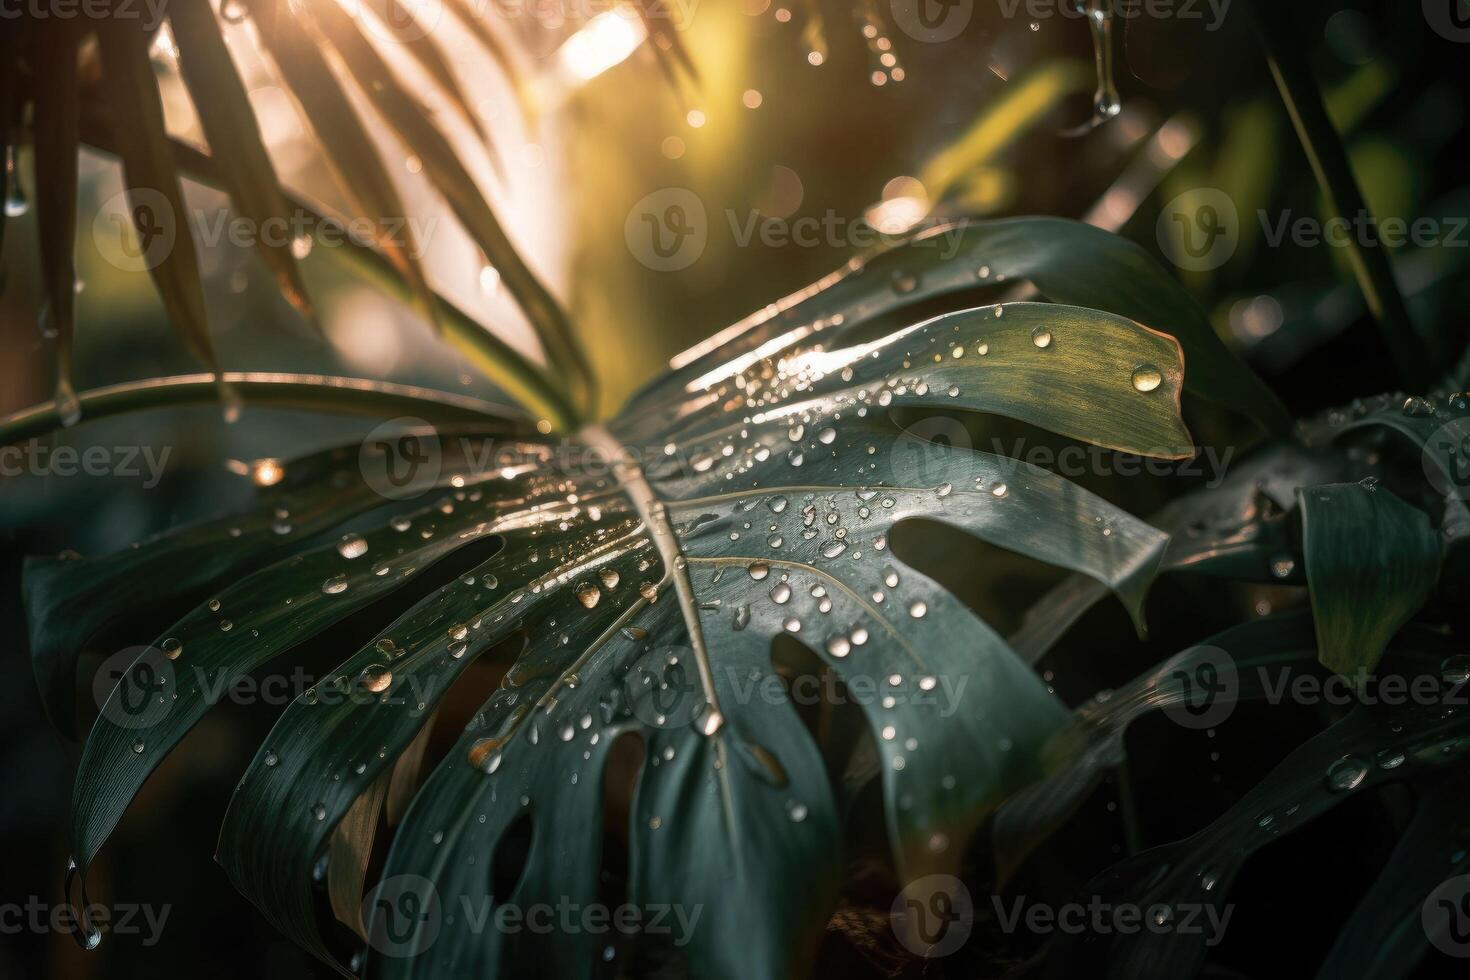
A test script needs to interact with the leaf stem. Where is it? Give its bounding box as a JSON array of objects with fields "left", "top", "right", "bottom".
[
  {"left": 0, "top": 372, "right": 525, "bottom": 445},
  {"left": 1249, "top": 1, "right": 1434, "bottom": 391}
]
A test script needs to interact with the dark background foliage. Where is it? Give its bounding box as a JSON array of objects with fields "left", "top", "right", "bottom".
[{"left": 1, "top": 0, "right": 1468, "bottom": 976}]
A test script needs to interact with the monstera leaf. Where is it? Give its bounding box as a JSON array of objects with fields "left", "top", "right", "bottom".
[{"left": 27, "top": 220, "right": 1239, "bottom": 978}]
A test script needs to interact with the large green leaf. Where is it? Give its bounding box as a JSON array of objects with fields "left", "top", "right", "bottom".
[
  {"left": 47, "top": 258, "right": 1195, "bottom": 974},
  {"left": 1298, "top": 481, "right": 1441, "bottom": 676},
  {"left": 642, "top": 217, "right": 1290, "bottom": 435}
]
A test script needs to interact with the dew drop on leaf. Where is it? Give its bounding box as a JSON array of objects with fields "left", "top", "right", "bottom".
[
  {"left": 1131, "top": 364, "right": 1163, "bottom": 392},
  {"left": 336, "top": 534, "right": 368, "bottom": 560},
  {"left": 1031, "top": 327, "right": 1053, "bottom": 349},
  {"left": 322, "top": 574, "right": 349, "bottom": 595},
  {"left": 576, "top": 583, "right": 602, "bottom": 608}
]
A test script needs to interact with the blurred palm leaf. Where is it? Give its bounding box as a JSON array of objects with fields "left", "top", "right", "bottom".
[{"left": 6, "top": 0, "right": 606, "bottom": 418}]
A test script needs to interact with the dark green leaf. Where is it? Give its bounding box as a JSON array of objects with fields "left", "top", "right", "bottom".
[
  {"left": 59, "top": 286, "right": 1192, "bottom": 976},
  {"left": 1298, "top": 481, "right": 1440, "bottom": 676}
]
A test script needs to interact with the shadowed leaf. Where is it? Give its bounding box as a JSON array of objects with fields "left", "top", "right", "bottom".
[{"left": 1298, "top": 481, "right": 1440, "bottom": 676}]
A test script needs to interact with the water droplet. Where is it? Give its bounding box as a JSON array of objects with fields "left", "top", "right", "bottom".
[
  {"left": 817, "top": 427, "right": 837, "bottom": 444},
  {"left": 322, "top": 574, "right": 349, "bottom": 595},
  {"left": 600, "top": 567, "right": 621, "bottom": 590},
  {"left": 1325, "top": 755, "right": 1368, "bottom": 792},
  {"left": 787, "top": 800, "right": 808, "bottom": 822},
  {"left": 935, "top": 482, "right": 953, "bottom": 498},
  {"left": 313, "top": 803, "right": 327, "bottom": 821},
  {"left": 161, "top": 637, "right": 183, "bottom": 660},
  {"left": 1031, "top": 327, "right": 1053, "bottom": 349},
  {"left": 337, "top": 534, "right": 368, "bottom": 560},
  {"left": 733, "top": 604, "right": 751, "bottom": 630},
  {"left": 908, "top": 600, "right": 928, "bottom": 618},
  {"left": 1270, "top": 556, "right": 1296, "bottom": 579},
  {"left": 826, "top": 635, "right": 851, "bottom": 658},
  {"left": 576, "top": 582, "right": 602, "bottom": 608},
  {"left": 822, "top": 541, "right": 847, "bottom": 559},
  {"left": 748, "top": 561, "right": 770, "bottom": 581},
  {"left": 768, "top": 495, "right": 788, "bottom": 514},
  {"left": 783, "top": 617, "right": 802, "bottom": 632},
  {"left": 54, "top": 377, "right": 82, "bottom": 428},
  {"left": 1131, "top": 364, "right": 1163, "bottom": 392},
  {"left": 359, "top": 665, "right": 393, "bottom": 693}
]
